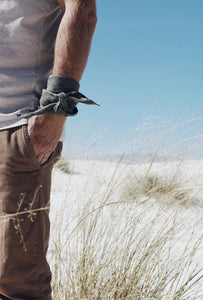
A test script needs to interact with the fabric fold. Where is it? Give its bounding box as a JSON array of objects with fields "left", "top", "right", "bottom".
[{"left": 17, "top": 90, "right": 99, "bottom": 119}]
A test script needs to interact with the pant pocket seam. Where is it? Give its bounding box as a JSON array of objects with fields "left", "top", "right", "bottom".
[{"left": 22, "top": 125, "right": 40, "bottom": 168}]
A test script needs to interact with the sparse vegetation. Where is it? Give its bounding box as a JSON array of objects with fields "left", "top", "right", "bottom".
[
  {"left": 55, "top": 158, "right": 70, "bottom": 174},
  {"left": 49, "top": 157, "right": 203, "bottom": 299},
  {"left": 123, "top": 173, "right": 188, "bottom": 206}
]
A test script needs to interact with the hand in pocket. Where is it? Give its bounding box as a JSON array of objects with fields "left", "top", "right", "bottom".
[{"left": 28, "top": 114, "right": 65, "bottom": 164}]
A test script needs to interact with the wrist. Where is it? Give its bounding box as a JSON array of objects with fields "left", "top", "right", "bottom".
[
  {"left": 17, "top": 75, "right": 99, "bottom": 119},
  {"left": 47, "top": 75, "right": 79, "bottom": 93},
  {"left": 29, "top": 114, "right": 66, "bottom": 126},
  {"left": 46, "top": 114, "right": 66, "bottom": 123}
]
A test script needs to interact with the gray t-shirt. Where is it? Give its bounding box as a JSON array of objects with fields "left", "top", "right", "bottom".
[{"left": 0, "top": 0, "right": 62, "bottom": 129}]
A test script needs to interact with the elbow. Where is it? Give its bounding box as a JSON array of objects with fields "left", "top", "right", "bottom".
[
  {"left": 62, "top": 1, "right": 97, "bottom": 35},
  {"left": 87, "top": 4, "right": 97, "bottom": 36},
  {"left": 88, "top": 14, "right": 97, "bottom": 36}
]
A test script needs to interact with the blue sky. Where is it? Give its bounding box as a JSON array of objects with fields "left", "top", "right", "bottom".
[{"left": 64, "top": 0, "right": 203, "bottom": 158}]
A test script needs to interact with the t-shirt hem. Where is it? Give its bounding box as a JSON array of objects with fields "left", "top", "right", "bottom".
[{"left": 0, "top": 119, "right": 28, "bottom": 131}]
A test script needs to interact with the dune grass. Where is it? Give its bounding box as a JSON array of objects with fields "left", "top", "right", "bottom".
[
  {"left": 55, "top": 158, "right": 70, "bottom": 174},
  {"left": 50, "top": 156, "right": 203, "bottom": 299}
]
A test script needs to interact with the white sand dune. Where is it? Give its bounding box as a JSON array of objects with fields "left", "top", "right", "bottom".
[{"left": 49, "top": 159, "right": 203, "bottom": 298}]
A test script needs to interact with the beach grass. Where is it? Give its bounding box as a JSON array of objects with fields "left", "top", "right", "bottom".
[{"left": 50, "top": 155, "right": 203, "bottom": 299}]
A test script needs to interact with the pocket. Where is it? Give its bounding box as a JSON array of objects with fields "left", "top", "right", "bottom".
[
  {"left": 22, "top": 125, "right": 63, "bottom": 168},
  {"left": 52, "top": 141, "right": 63, "bottom": 165},
  {"left": 22, "top": 125, "right": 40, "bottom": 167},
  {"left": 41, "top": 141, "right": 63, "bottom": 168}
]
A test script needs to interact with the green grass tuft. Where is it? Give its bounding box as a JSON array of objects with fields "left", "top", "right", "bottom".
[{"left": 55, "top": 159, "right": 70, "bottom": 174}]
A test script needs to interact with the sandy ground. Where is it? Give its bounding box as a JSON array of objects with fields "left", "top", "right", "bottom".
[{"left": 48, "top": 159, "right": 203, "bottom": 297}]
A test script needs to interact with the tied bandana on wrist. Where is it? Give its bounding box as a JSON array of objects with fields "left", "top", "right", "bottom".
[{"left": 17, "top": 75, "right": 99, "bottom": 119}]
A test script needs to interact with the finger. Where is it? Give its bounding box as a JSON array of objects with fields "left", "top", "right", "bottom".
[
  {"left": 38, "top": 155, "right": 48, "bottom": 165},
  {"left": 34, "top": 144, "right": 53, "bottom": 162},
  {"left": 36, "top": 152, "right": 44, "bottom": 164},
  {"left": 38, "top": 151, "right": 53, "bottom": 165}
]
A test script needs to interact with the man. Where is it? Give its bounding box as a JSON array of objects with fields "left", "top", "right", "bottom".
[{"left": 0, "top": 0, "right": 97, "bottom": 299}]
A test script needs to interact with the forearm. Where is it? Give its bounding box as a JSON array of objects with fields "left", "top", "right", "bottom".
[
  {"left": 28, "top": 1, "right": 97, "bottom": 164},
  {"left": 53, "top": 0, "right": 97, "bottom": 81}
]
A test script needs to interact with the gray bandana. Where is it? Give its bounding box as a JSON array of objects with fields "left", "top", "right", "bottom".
[{"left": 17, "top": 75, "right": 99, "bottom": 119}]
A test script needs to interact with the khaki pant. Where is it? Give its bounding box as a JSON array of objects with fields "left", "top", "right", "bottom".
[{"left": 0, "top": 125, "right": 62, "bottom": 300}]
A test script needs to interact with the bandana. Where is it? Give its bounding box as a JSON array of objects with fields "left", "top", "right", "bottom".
[{"left": 17, "top": 75, "right": 99, "bottom": 118}]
